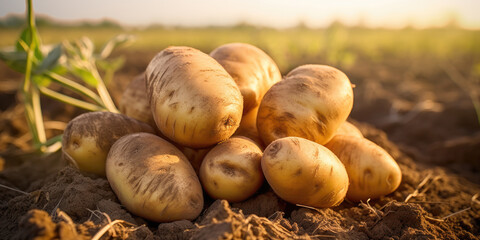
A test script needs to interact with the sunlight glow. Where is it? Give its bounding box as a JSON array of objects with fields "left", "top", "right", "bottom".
[{"left": 0, "top": 0, "right": 479, "bottom": 29}]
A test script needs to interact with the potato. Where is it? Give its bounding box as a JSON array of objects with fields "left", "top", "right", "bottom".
[
  {"left": 145, "top": 46, "right": 243, "bottom": 148},
  {"left": 199, "top": 136, "right": 263, "bottom": 202},
  {"left": 177, "top": 146, "right": 212, "bottom": 175},
  {"left": 62, "top": 112, "right": 155, "bottom": 176},
  {"left": 233, "top": 105, "right": 264, "bottom": 149},
  {"left": 257, "top": 65, "right": 354, "bottom": 146},
  {"left": 106, "top": 132, "right": 203, "bottom": 222},
  {"left": 119, "top": 73, "right": 156, "bottom": 128},
  {"left": 334, "top": 121, "right": 363, "bottom": 138},
  {"left": 210, "top": 43, "right": 282, "bottom": 113},
  {"left": 325, "top": 135, "right": 402, "bottom": 202},
  {"left": 262, "top": 137, "right": 349, "bottom": 208}
]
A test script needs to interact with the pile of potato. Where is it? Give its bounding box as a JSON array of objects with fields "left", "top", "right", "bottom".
[{"left": 61, "top": 43, "right": 401, "bottom": 222}]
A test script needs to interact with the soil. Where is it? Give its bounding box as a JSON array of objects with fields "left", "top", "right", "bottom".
[{"left": 1, "top": 51, "right": 479, "bottom": 239}]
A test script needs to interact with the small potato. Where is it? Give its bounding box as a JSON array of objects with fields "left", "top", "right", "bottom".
[
  {"left": 334, "top": 121, "right": 363, "bottom": 138},
  {"left": 262, "top": 137, "right": 349, "bottom": 208},
  {"left": 62, "top": 112, "right": 155, "bottom": 176},
  {"left": 119, "top": 73, "right": 156, "bottom": 128},
  {"left": 177, "top": 146, "right": 212, "bottom": 175},
  {"left": 145, "top": 46, "right": 243, "bottom": 148},
  {"left": 325, "top": 135, "right": 402, "bottom": 202},
  {"left": 210, "top": 43, "right": 282, "bottom": 113},
  {"left": 106, "top": 133, "right": 204, "bottom": 222},
  {"left": 257, "top": 65, "right": 354, "bottom": 146},
  {"left": 199, "top": 136, "right": 263, "bottom": 202},
  {"left": 233, "top": 106, "right": 264, "bottom": 149}
]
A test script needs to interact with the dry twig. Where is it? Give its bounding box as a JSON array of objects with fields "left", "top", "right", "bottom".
[
  {"left": 359, "top": 199, "right": 383, "bottom": 219},
  {"left": 89, "top": 210, "right": 139, "bottom": 240},
  {"left": 404, "top": 173, "right": 441, "bottom": 203},
  {"left": 425, "top": 193, "right": 479, "bottom": 222},
  {"left": 0, "top": 183, "right": 29, "bottom": 195},
  {"left": 471, "top": 193, "right": 480, "bottom": 207},
  {"left": 296, "top": 204, "right": 324, "bottom": 213}
]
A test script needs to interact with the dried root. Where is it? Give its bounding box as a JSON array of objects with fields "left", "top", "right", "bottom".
[
  {"left": 404, "top": 173, "right": 441, "bottom": 203},
  {"left": 90, "top": 210, "right": 140, "bottom": 240},
  {"left": 425, "top": 193, "right": 479, "bottom": 222},
  {"left": 359, "top": 199, "right": 384, "bottom": 220}
]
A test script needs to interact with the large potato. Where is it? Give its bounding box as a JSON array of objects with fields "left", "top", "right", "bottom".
[
  {"left": 199, "top": 136, "right": 263, "bottom": 202},
  {"left": 62, "top": 112, "right": 155, "bottom": 176},
  {"left": 210, "top": 43, "right": 282, "bottom": 113},
  {"left": 106, "top": 132, "right": 204, "bottom": 222},
  {"left": 334, "top": 121, "right": 363, "bottom": 138},
  {"left": 257, "top": 65, "right": 354, "bottom": 146},
  {"left": 262, "top": 137, "right": 349, "bottom": 208},
  {"left": 145, "top": 46, "right": 243, "bottom": 148},
  {"left": 119, "top": 73, "right": 156, "bottom": 128},
  {"left": 325, "top": 135, "right": 402, "bottom": 202}
]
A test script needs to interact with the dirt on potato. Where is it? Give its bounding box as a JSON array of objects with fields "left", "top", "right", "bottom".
[{"left": 1, "top": 51, "right": 479, "bottom": 239}]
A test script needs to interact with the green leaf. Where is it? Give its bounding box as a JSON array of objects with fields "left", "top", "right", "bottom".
[
  {"left": 62, "top": 40, "right": 80, "bottom": 58},
  {"left": 77, "top": 37, "right": 94, "bottom": 60},
  {"left": 50, "top": 64, "right": 68, "bottom": 75},
  {"left": 32, "top": 74, "right": 52, "bottom": 87},
  {"left": 0, "top": 50, "right": 27, "bottom": 73},
  {"left": 71, "top": 66, "right": 98, "bottom": 87},
  {"left": 34, "top": 44, "right": 62, "bottom": 74},
  {"left": 44, "top": 134, "right": 63, "bottom": 147},
  {"left": 16, "top": 28, "right": 43, "bottom": 61},
  {"left": 97, "top": 56, "right": 125, "bottom": 72},
  {"left": 99, "top": 34, "right": 136, "bottom": 59}
]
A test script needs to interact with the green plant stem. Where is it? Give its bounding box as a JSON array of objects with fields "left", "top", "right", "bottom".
[
  {"left": 23, "top": 0, "right": 48, "bottom": 152},
  {"left": 23, "top": 37, "right": 46, "bottom": 150},
  {"left": 31, "top": 85, "right": 47, "bottom": 149},
  {"left": 27, "top": 0, "right": 34, "bottom": 29},
  {"left": 91, "top": 68, "right": 119, "bottom": 113},
  {"left": 23, "top": 98, "right": 38, "bottom": 143},
  {"left": 45, "top": 71, "right": 104, "bottom": 106},
  {"left": 38, "top": 86, "right": 105, "bottom": 112}
]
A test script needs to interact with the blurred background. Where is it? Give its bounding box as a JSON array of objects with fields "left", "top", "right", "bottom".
[
  {"left": 1, "top": 0, "right": 480, "bottom": 176},
  {"left": 1, "top": 0, "right": 479, "bottom": 71}
]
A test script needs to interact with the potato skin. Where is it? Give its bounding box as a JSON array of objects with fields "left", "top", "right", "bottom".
[
  {"left": 233, "top": 105, "right": 264, "bottom": 149},
  {"left": 334, "top": 121, "right": 363, "bottom": 138},
  {"left": 62, "top": 112, "right": 155, "bottom": 176},
  {"left": 145, "top": 46, "right": 243, "bottom": 148},
  {"left": 257, "top": 65, "right": 353, "bottom": 146},
  {"left": 199, "top": 136, "right": 264, "bottom": 202},
  {"left": 210, "top": 43, "right": 282, "bottom": 113},
  {"left": 325, "top": 135, "right": 402, "bottom": 202},
  {"left": 177, "top": 146, "right": 212, "bottom": 175},
  {"left": 106, "top": 133, "right": 204, "bottom": 222},
  {"left": 119, "top": 73, "right": 156, "bottom": 128},
  {"left": 262, "top": 137, "right": 349, "bottom": 208}
]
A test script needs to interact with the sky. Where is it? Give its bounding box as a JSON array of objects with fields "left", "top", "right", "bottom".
[{"left": 1, "top": 0, "right": 480, "bottom": 29}]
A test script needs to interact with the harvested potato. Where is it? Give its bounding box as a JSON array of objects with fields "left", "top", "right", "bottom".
[
  {"left": 106, "top": 133, "right": 203, "bottom": 222},
  {"left": 210, "top": 42, "right": 282, "bottom": 113},
  {"left": 334, "top": 121, "right": 363, "bottom": 138},
  {"left": 262, "top": 137, "right": 349, "bottom": 208},
  {"left": 233, "top": 105, "right": 264, "bottom": 149},
  {"left": 119, "top": 73, "right": 156, "bottom": 127},
  {"left": 145, "top": 46, "right": 243, "bottom": 148},
  {"left": 257, "top": 64, "right": 354, "bottom": 146},
  {"left": 325, "top": 135, "right": 402, "bottom": 202},
  {"left": 62, "top": 112, "right": 155, "bottom": 176},
  {"left": 199, "top": 136, "right": 263, "bottom": 202},
  {"left": 177, "top": 146, "right": 212, "bottom": 175}
]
